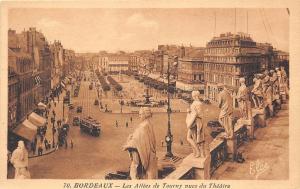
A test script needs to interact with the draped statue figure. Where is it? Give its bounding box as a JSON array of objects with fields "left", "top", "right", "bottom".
[{"left": 123, "top": 107, "right": 157, "bottom": 179}]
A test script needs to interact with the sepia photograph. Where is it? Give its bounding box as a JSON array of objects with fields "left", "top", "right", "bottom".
[{"left": 1, "top": 2, "right": 297, "bottom": 187}]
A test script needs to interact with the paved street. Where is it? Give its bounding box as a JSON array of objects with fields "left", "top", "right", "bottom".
[{"left": 26, "top": 74, "right": 221, "bottom": 179}]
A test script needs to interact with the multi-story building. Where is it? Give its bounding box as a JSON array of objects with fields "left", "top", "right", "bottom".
[
  {"left": 50, "top": 40, "right": 64, "bottom": 88},
  {"left": 203, "top": 32, "right": 262, "bottom": 103},
  {"left": 128, "top": 55, "right": 139, "bottom": 73},
  {"left": 107, "top": 55, "right": 129, "bottom": 74},
  {"left": 176, "top": 58, "right": 205, "bottom": 93},
  {"left": 98, "top": 56, "right": 109, "bottom": 72},
  {"left": 63, "top": 49, "right": 76, "bottom": 75},
  {"left": 8, "top": 47, "right": 36, "bottom": 129},
  {"left": 8, "top": 65, "right": 19, "bottom": 129}
]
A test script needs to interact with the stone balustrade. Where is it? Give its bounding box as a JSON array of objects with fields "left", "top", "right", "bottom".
[{"left": 165, "top": 96, "right": 287, "bottom": 180}]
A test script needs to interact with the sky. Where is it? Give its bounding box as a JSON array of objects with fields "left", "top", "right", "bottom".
[{"left": 8, "top": 8, "right": 289, "bottom": 53}]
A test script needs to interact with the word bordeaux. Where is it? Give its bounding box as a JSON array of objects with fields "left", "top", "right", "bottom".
[{"left": 73, "top": 182, "right": 113, "bottom": 188}]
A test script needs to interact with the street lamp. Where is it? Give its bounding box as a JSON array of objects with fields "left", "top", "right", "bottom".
[{"left": 165, "top": 61, "right": 174, "bottom": 158}]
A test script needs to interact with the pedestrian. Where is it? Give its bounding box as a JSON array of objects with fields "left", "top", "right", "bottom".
[
  {"left": 31, "top": 142, "right": 35, "bottom": 154},
  {"left": 126, "top": 121, "right": 128, "bottom": 128},
  {"left": 70, "top": 140, "right": 73, "bottom": 149},
  {"left": 65, "top": 139, "right": 68, "bottom": 149},
  {"left": 54, "top": 101, "right": 56, "bottom": 107},
  {"left": 130, "top": 117, "right": 133, "bottom": 123},
  {"left": 44, "top": 138, "right": 48, "bottom": 150},
  {"left": 38, "top": 145, "right": 43, "bottom": 156},
  {"left": 115, "top": 120, "right": 118, "bottom": 127},
  {"left": 47, "top": 142, "right": 51, "bottom": 150},
  {"left": 180, "top": 139, "right": 184, "bottom": 146}
]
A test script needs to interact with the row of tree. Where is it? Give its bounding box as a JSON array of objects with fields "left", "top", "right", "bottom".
[
  {"left": 142, "top": 76, "right": 175, "bottom": 93},
  {"left": 95, "top": 70, "right": 110, "bottom": 91},
  {"left": 107, "top": 76, "right": 123, "bottom": 91}
]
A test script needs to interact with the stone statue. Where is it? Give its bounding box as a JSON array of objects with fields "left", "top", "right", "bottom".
[
  {"left": 186, "top": 90, "right": 205, "bottom": 158},
  {"left": 123, "top": 107, "right": 157, "bottom": 179},
  {"left": 270, "top": 70, "right": 280, "bottom": 100},
  {"left": 217, "top": 84, "right": 233, "bottom": 139},
  {"left": 280, "top": 66, "right": 288, "bottom": 84},
  {"left": 280, "top": 66, "right": 289, "bottom": 96},
  {"left": 10, "top": 141, "right": 31, "bottom": 179},
  {"left": 264, "top": 76, "right": 274, "bottom": 117},
  {"left": 251, "top": 75, "right": 264, "bottom": 109},
  {"left": 275, "top": 67, "right": 282, "bottom": 85},
  {"left": 262, "top": 70, "right": 270, "bottom": 93},
  {"left": 237, "top": 77, "right": 251, "bottom": 120}
]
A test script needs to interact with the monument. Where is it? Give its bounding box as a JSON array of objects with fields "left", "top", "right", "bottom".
[
  {"left": 237, "top": 77, "right": 252, "bottom": 120},
  {"left": 185, "top": 90, "right": 205, "bottom": 158},
  {"left": 251, "top": 74, "right": 264, "bottom": 109},
  {"left": 237, "top": 77, "right": 254, "bottom": 139},
  {"left": 217, "top": 84, "right": 234, "bottom": 139},
  {"left": 217, "top": 84, "right": 236, "bottom": 160},
  {"left": 263, "top": 76, "right": 274, "bottom": 117},
  {"left": 123, "top": 107, "right": 158, "bottom": 179},
  {"left": 10, "top": 141, "right": 31, "bottom": 179}
]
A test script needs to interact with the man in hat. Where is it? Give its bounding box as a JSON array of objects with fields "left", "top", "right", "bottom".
[{"left": 217, "top": 84, "right": 233, "bottom": 139}]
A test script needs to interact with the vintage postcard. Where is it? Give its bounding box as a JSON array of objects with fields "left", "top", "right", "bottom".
[{"left": 0, "top": 0, "right": 299, "bottom": 189}]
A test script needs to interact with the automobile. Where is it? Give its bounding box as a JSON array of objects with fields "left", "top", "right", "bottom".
[
  {"left": 80, "top": 117, "right": 101, "bottom": 137},
  {"left": 73, "top": 116, "right": 80, "bottom": 126},
  {"left": 77, "top": 106, "right": 83, "bottom": 113},
  {"left": 94, "top": 99, "right": 99, "bottom": 105}
]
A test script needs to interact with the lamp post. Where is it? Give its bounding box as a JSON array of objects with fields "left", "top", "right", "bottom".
[{"left": 165, "top": 61, "right": 173, "bottom": 158}]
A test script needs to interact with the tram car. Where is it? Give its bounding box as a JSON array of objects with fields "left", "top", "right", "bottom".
[{"left": 80, "top": 117, "right": 101, "bottom": 137}]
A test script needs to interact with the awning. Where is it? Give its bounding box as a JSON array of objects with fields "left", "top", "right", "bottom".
[
  {"left": 28, "top": 112, "right": 46, "bottom": 127},
  {"left": 13, "top": 120, "right": 37, "bottom": 141},
  {"left": 38, "top": 102, "right": 47, "bottom": 110},
  {"left": 61, "top": 82, "right": 66, "bottom": 88},
  {"left": 64, "top": 77, "right": 70, "bottom": 83}
]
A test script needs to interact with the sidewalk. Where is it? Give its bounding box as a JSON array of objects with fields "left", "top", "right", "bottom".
[{"left": 29, "top": 86, "right": 70, "bottom": 158}]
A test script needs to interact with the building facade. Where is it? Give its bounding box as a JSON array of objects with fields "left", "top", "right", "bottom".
[
  {"left": 203, "top": 32, "right": 262, "bottom": 103},
  {"left": 177, "top": 58, "right": 205, "bottom": 93},
  {"left": 107, "top": 56, "right": 129, "bottom": 74}
]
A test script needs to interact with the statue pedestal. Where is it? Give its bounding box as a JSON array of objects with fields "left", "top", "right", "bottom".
[
  {"left": 216, "top": 132, "right": 237, "bottom": 161},
  {"left": 252, "top": 108, "right": 266, "bottom": 128},
  {"left": 225, "top": 137, "right": 237, "bottom": 161},
  {"left": 237, "top": 118, "right": 254, "bottom": 140},
  {"left": 164, "top": 154, "right": 211, "bottom": 180},
  {"left": 180, "top": 154, "right": 211, "bottom": 180}
]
